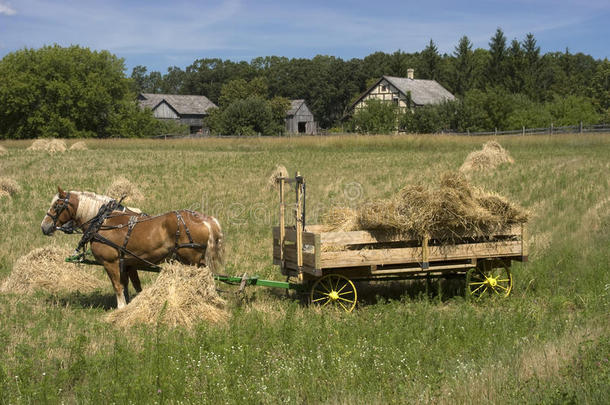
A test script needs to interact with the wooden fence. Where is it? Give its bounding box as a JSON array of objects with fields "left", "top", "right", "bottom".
[{"left": 151, "top": 123, "right": 610, "bottom": 139}]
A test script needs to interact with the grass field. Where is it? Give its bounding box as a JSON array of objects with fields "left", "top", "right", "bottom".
[{"left": 0, "top": 134, "right": 608, "bottom": 404}]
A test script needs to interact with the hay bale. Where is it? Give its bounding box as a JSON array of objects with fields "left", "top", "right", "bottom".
[
  {"left": 106, "top": 176, "right": 144, "bottom": 203},
  {"left": 0, "top": 145, "right": 7, "bottom": 156},
  {"left": 321, "top": 206, "right": 359, "bottom": 231},
  {"left": 69, "top": 141, "right": 88, "bottom": 151},
  {"left": 322, "top": 171, "right": 528, "bottom": 241},
  {"left": 0, "top": 246, "right": 107, "bottom": 294},
  {"left": 460, "top": 141, "right": 514, "bottom": 172},
  {"left": 0, "top": 177, "right": 21, "bottom": 199},
  {"left": 26, "top": 138, "right": 67, "bottom": 153},
  {"left": 27, "top": 139, "right": 50, "bottom": 151},
  {"left": 105, "top": 261, "right": 226, "bottom": 328},
  {"left": 266, "top": 165, "right": 289, "bottom": 190}
]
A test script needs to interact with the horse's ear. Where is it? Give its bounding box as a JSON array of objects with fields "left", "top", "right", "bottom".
[{"left": 57, "top": 186, "right": 66, "bottom": 198}]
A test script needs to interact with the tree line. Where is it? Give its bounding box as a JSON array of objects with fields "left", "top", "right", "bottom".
[
  {"left": 133, "top": 28, "right": 609, "bottom": 133},
  {"left": 0, "top": 28, "right": 608, "bottom": 138}
]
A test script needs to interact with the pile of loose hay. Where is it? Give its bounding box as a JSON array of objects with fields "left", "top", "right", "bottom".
[
  {"left": 69, "top": 141, "right": 88, "bottom": 151},
  {"left": 266, "top": 164, "right": 289, "bottom": 190},
  {"left": 105, "top": 261, "right": 226, "bottom": 328},
  {"left": 106, "top": 176, "right": 144, "bottom": 203},
  {"left": 323, "top": 171, "right": 528, "bottom": 241},
  {"left": 460, "top": 141, "right": 514, "bottom": 172},
  {"left": 0, "top": 145, "right": 7, "bottom": 156},
  {"left": 0, "top": 246, "right": 107, "bottom": 294},
  {"left": 26, "top": 138, "right": 67, "bottom": 153},
  {"left": 0, "top": 177, "right": 21, "bottom": 199}
]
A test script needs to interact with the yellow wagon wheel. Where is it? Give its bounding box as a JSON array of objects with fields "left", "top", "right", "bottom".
[
  {"left": 310, "top": 274, "right": 357, "bottom": 312},
  {"left": 468, "top": 263, "right": 513, "bottom": 299}
]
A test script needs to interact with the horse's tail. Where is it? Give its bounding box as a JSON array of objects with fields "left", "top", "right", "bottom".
[{"left": 205, "top": 216, "right": 225, "bottom": 273}]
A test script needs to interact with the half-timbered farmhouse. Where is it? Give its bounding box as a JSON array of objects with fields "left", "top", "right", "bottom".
[
  {"left": 285, "top": 99, "right": 317, "bottom": 134},
  {"left": 138, "top": 93, "right": 217, "bottom": 134},
  {"left": 350, "top": 69, "right": 455, "bottom": 113}
]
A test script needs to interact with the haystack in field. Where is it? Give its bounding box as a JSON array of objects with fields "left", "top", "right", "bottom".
[
  {"left": 266, "top": 164, "right": 289, "bottom": 190},
  {"left": 0, "top": 246, "right": 106, "bottom": 294},
  {"left": 106, "top": 176, "right": 144, "bottom": 203},
  {"left": 323, "top": 171, "right": 528, "bottom": 241},
  {"left": 0, "top": 177, "right": 21, "bottom": 199},
  {"left": 0, "top": 145, "right": 7, "bottom": 156},
  {"left": 26, "top": 138, "right": 67, "bottom": 153},
  {"left": 460, "top": 141, "right": 514, "bottom": 172},
  {"left": 69, "top": 141, "right": 88, "bottom": 151},
  {"left": 105, "top": 261, "right": 226, "bottom": 328}
]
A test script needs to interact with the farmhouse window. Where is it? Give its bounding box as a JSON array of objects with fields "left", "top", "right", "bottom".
[{"left": 381, "top": 85, "right": 388, "bottom": 92}]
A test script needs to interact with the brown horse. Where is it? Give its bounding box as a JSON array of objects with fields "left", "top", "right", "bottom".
[{"left": 41, "top": 187, "right": 224, "bottom": 308}]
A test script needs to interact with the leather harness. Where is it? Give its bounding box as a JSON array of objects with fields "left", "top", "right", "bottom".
[{"left": 64, "top": 199, "right": 207, "bottom": 273}]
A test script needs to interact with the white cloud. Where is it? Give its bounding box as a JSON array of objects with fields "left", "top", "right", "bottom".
[{"left": 0, "top": 1, "right": 16, "bottom": 15}]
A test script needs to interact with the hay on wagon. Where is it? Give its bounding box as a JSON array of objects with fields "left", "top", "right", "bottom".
[
  {"left": 0, "top": 246, "right": 107, "bottom": 294},
  {"left": 323, "top": 171, "right": 528, "bottom": 241},
  {"left": 105, "top": 261, "right": 226, "bottom": 329}
]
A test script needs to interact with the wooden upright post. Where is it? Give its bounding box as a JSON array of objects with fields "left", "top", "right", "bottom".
[
  {"left": 279, "top": 177, "right": 285, "bottom": 271},
  {"left": 295, "top": 171, "right": 303, "bottom": 269}
]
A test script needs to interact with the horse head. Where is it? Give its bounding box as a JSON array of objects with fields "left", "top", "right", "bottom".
[{"left": 41, "top": 187, "right": 78, "bottom": 235}]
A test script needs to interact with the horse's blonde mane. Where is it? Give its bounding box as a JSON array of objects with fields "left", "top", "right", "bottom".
[{"left": 73, "top": 191, "right": 114, "bottom": 224}]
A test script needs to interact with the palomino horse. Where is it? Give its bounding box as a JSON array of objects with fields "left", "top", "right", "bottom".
[{"left": 41, "top": 187, "right": 224, "bottom": 309}]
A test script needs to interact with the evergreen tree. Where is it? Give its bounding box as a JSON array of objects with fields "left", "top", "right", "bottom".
[
  {"left": 487, "top": 28, "right": 508, "bottom": 87},
  {"left": 421, "top": 39, "right": 441, "bottom": 80},
  {"left": 452, "top": 36, "right": 474, "bottom": 96}
]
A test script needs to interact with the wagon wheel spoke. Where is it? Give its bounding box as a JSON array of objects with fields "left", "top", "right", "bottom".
[
  {"left": 468, "top": 262, "right": 513, "bottom": 299},
  {"left": 310, "top": 274, "right": 357, "bottom": 312}
]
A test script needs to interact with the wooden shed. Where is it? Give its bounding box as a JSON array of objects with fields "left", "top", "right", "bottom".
[
  {"left": 285, "top": 99, "right": 317, "bottom": 134},
  {"left": 138, "top": 93, "right": 217, "bottom": 134}
]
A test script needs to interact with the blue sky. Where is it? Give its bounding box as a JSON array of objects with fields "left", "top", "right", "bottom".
[{"left": 1, "top": 0, "right": 608, "bottom": 74}]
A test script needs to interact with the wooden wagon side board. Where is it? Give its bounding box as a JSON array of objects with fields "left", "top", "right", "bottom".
[{"left": 318, "top": 240, "right": 522, "bottom": 269}]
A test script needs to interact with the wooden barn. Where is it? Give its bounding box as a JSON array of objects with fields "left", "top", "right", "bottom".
[
  {"left": 285, "top": 99, "right": 317, "bottom": 134},
  {"left": 350, "top": 69, "right": 455, "bottom": 113},
  {"left": 138, "top": 93, "right": 217, "bottom": 134}
]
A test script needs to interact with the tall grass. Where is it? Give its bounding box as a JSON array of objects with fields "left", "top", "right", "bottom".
[{"left": 0, "top": 134, "right": 608, "bottom": 404}]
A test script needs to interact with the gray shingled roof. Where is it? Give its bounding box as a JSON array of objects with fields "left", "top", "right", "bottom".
[
  {"left": 382, "top": 76, "right": 455, "bottom": 105},
  {"left": 287, "top": 99, "right": 305, "bottom": 115},
  {"left": 139, "top": 93, "right": 217, "bottom": 115}
]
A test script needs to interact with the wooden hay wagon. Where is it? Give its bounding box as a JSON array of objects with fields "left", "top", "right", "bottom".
[{"left": 273, "top": 173, "right": 528, "bottom": 312}]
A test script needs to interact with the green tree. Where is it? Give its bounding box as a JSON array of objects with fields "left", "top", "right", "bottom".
[
  {"left": 349, "top": 99, "right": 399, "bottom": 134},
  {"left": 452, "top": 36, "right": 474, "bottom": 96},
  {"left": 487, "top": 28, "right": 508, "bottom": 87},
  {"left": 0, "top": 45, "right": 153, "bottom": 139},
  {"left": 421, "top": 39, "right": 441, "bottom": 80},
  {"left": 218, "top": 77, "right": 268, "bottom": 107}
]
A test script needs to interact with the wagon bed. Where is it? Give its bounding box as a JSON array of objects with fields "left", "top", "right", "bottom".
[
  {"left": 273, "top": 224, "right": 527, "bottom": 280},
  {"left": 272, "top": 172, "right": 528, "bottom": 310}
]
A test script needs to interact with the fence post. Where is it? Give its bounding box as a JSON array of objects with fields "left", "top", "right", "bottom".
[
  {"left": 467, "top": 129, "right": 470, "bottom": 136},
  {"left": 494, "top": 128, "right": 497, "bottom": 136},
  {"left": 579, "top": 121, "right": 583, "bottom": 134},
  {"left": 550, "top": 123, "right": 554, "bottom": 135},
  {"left": 522, "top": 126, "right": 525, "bottom": 136}
]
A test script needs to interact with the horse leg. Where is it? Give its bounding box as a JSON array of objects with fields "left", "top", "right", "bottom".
[
  {"left": 120, "top": 264, "right": 130, "bottom": 305},
  {"left": 103, "top": 260, "right": 127, "bottom": 309},
  {"left": 128, "top": 269, "right": 142, "bottom": 293}
]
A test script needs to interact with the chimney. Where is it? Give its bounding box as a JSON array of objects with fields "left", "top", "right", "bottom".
[{"left": 407, "top": 68, "right": 414, "bottom": 79}]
